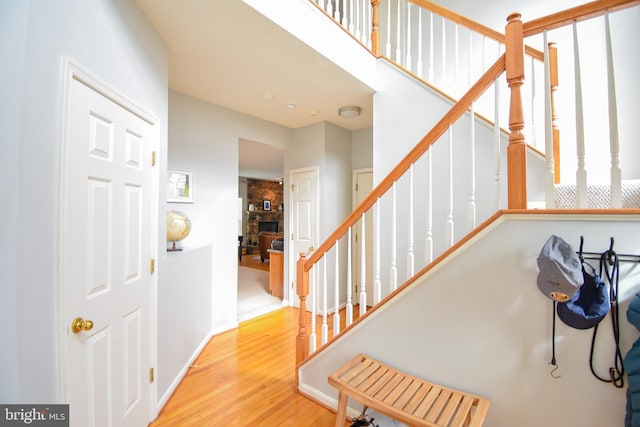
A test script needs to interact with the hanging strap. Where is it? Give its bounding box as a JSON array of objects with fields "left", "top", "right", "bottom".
[
  {"left": 589, "top": 249, "right": 624, "bottom": 388},
  {"left": 550, "top": 300, "right": 561, "bottom": 378}
]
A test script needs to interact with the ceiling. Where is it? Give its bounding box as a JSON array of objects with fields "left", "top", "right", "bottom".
[
  {"left": 134, "top": 0, "right": 374, "bottom": 132},
  {"left": 135, "top": 0, "right": 376, "bottom": 180}
]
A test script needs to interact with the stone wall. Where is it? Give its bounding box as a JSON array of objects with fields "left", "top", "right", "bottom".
[{"left": 245, "top": 178, "right": 284, "bottom": 246}]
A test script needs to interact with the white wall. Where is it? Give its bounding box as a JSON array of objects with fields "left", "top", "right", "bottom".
[
  {"left": 351, "top": 127, "right": 373, "bottom": 170},
  {"left": 299, "top": 214, "right": 640, "bottom": 427},
  {"left": 0, "top": 0, "right": 168, "bottom": 403},
  {"left": 167, "top": 91, "right": 291, "bottom": 333},
  {"left": 158, "top": 245, "right": 212, "bottom": 406}
]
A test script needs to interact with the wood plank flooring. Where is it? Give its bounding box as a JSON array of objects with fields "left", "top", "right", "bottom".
[{"left": 150, "top": 307, "right": 351, "bottom": 427}]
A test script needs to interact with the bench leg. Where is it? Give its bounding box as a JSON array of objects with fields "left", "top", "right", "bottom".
[{"left": 335, "top": 392, "right": 348, "bottom": 427}]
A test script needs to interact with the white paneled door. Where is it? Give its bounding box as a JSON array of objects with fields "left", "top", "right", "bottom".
[
  {"left": 289, "top": 167, "right": 319, "bottom": 306},
  {"left": 353, "top": 169, "right": 373, "bottom": 306},
  {"left": 60, "top": 73, "right": 155, "bottom": 427}
]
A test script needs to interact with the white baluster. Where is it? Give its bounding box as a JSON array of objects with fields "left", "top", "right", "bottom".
[
  {"left": 333, "top": 242, "right": 340, "bottom": 336},
  {"left": 446, "top": 126, "right": 454, "bottom": 247},
  {"left": 355, "top": 0, "right": 361, "bottom": 41},
  {"left": 318, "top": 0, "right": 326, "bottom": 11},
  {"left": 359, "top": 212, "right": 367, "bottom": 315},
  {"left": 364, "top": 0, "right": 371, "bottom": 47},
  {"left": 425, "top": 149, "right": 434, "bottom": 264},
  {"left": 405, "top": 3, "right": 412, "bottom": 71},
  {"left": 327, "top": 0, "right": 333, "bottom": 18},
  {"left": 493, "top": 78, "right": 502, "bottom": 210},
  {"left": 428, "top": 12, "right": 434, "bottom": 82},
  {"left": 390, "top": 182, "right": 398, "bottom": 291},
  {"left": 441, "top": 16, "right": 446, "bottom": 82},
  {"left": 572, "top": 23, "right": 587, "bottom": 208},
  {"left": 543, "top": 31, "right": 555, "bottom": 208},
  {"left": 341, "top": 0, "right": 348, "bottom": 27},
  {"left": 349, "top": 0, "right": 355, "bottom": 34},
  {"left": 467, "top": 31, "right": 472, "bottom": 87},
  {"left": 346, "top": 226, "right": 353, "bottom": 325},
  {"left": 395, "top": 0, "right": 402, "bottom": 64},
  {"left": 374, "top": 202, "right": 382, "bottom": 304},
  {"left": 385, "top": 0, "right": 392, "bottom": 57},
  {"left": 416, "top": 8, "right": 423, "bottom": 78},
  {"left": 454, "top": 24, "right": 459, "bottom": 83},
  {"left": 605, "top": 12, "right": 621, "bottom": 208},
  {"left": 407, "top": 165, "right": 415, "bottom": 279},
  {"left": 321, "top": 257, "right": 328, "bottom": 345},
  {"left": 310, "top": 265, "right": 317, "bottom": 353},
  {"left": 530, "top": 56, "right": 537, "bottom": 148},
  {"left": 468, "top": 103, "right": 476, "bottom": 231}
]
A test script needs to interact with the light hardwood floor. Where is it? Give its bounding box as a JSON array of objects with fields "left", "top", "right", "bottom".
[{"left": 150, "top": 307, "right": 351, "bottom": 427}]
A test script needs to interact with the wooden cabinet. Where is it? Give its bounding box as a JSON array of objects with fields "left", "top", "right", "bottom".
[{"left": 268, "top": 249, "right": 284, "bottom": 299}]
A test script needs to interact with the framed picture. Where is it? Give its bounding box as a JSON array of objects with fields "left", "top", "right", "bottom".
[
  {"left": 263, "top": 200, "right": 271, "bottom": 211},
  {"left": 168, "top": 168, "right": 194, "bottom": 203}
]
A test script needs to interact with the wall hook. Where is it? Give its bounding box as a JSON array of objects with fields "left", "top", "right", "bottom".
[{"left": 549, "top": 362, "right": 561, "bottom": 379}]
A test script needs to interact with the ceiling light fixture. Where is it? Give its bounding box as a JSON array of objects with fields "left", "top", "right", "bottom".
[
  {"left": 285, "top": 101, "right": 296, "bottom": 109},
  {"left": 338, "top": 105, "right": 361, "bottom": 118}
]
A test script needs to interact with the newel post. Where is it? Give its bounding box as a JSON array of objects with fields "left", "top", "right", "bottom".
[
  {"left": 296, "top": 253, "right": 310, "bottom": 366},
  {"left": 505, "top": 13, "right": 528, "bottom": 209},
  {"left": 371, "top": 0, "right": 380, "bottom": 56}
]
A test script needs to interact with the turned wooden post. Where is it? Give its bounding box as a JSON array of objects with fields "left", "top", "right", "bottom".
[
  {"left": 505, "top": 13, "right": 528, "bottom": 209},
  {"left": 296, "top": 253, "right": 310, "bottom": 366},
  {"left": 549, "top": 42, "right": 561, "bottom": 184},
  {"left": 371, "top": 0, "right": 380, "bottom": 56}
]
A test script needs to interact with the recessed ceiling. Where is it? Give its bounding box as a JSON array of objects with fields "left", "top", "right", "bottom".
[{"left": 134, "top": 0, "right": 374, "bottom": 132}]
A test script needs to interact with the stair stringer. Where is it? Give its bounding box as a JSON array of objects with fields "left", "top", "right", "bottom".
[{"left": 298, "top": 211, "right": 640, "bottom": 427}]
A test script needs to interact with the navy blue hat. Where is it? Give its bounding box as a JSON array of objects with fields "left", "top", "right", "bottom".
[{"left": 557, "top": 264, "right": 610, "bottom": 329}]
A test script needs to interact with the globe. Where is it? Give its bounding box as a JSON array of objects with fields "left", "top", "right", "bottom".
[{"left": 167, "top": 210, "right": 191, "bottom": 250}]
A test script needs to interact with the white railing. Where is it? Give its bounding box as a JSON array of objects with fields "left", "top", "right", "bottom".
[
  {"left": 299, "top": 55, "right": 509, "bottom": 354},
  {"left": 311, "top": 0, "right": 547, "bottom": 153}
]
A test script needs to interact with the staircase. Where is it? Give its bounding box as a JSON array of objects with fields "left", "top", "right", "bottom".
[{"left": 252, "top": 1, "right": 640, "bottom": 425}]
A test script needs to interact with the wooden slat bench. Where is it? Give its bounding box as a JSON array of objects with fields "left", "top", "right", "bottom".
[{"left": 329, "top": 354, "right": 489, "bottom": 427}]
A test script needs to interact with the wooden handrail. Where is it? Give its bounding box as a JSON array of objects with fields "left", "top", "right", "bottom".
[
  {"left": 523, "top": 0, "right": 640, "bottom": 36},
  {"left": 410, "top": 0, "right": 544, "bottom": 61},
  {"left": 303, "top": 54, "right": 507, "bottom": 270}
]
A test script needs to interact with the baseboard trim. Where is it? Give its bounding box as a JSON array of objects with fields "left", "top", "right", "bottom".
[
  {"left": 155, "top": 331, "right": 213, "bottom": 412},
  {"left": 297, "top": 382, "right": 360, "bottom": 420}
]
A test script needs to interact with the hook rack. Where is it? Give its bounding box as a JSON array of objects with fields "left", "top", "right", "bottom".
[{"left": 577, "top": 235, "right": 640, "bottom": 264}]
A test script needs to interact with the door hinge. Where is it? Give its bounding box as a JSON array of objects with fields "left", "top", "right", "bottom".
[
  {"left": 149, "top": 368, "right": 154, "bottom": 383},
  {"left": 356, "top": 183, "right": 359, "bottom": 191},
  {"left": 291, "top": 184, "right": 295, "bottom": 192},
  {"left": 151, "top": 151, "right": 157, "bottom": 166},
  {"left": 150, "top": 259, "right": 155, "bottom": 275},
  {"left": 291, "top": 233, "right": 294, "bottom": 240}
]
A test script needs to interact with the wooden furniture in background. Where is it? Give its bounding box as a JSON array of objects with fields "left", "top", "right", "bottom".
[
  {"left": 268, "top": 249, "right": 284, "bottom": 299},
  {"left": 329, "top": 354, "right": 490, "bottom": 427}
]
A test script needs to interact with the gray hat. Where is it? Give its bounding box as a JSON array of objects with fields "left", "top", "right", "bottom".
[{"left": 537, "top": 235, "right": 583, "bottom": 302}]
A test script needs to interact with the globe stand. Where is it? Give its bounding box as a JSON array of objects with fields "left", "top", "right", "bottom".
[{"left": 167, "top": 241, "right": 182, "bottom": 252}]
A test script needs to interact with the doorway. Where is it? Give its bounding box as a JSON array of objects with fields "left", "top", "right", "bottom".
[
  {"left": 237, "top": 138, "right": 285, "bottom": 321},
  {"left": 352, "top": 168, "right": 374, "bottom": 306}
]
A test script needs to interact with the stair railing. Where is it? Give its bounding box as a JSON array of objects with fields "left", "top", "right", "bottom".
[
  {"left": 296, "top": 53, "right": 509, "bottom": 363},
  {"left": 522, "top": 0, "right": 640, "bottom": 208},
  {"left": 297, "top": 0, "right": 639, "bottom": 366},
  {"left": 310, "top": 0, "right": 548, "bottom": 155}
]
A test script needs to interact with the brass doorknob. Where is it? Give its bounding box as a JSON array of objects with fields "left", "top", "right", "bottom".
[{"left": 71, "top": 317, "right": 94, "bottom": 334}]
